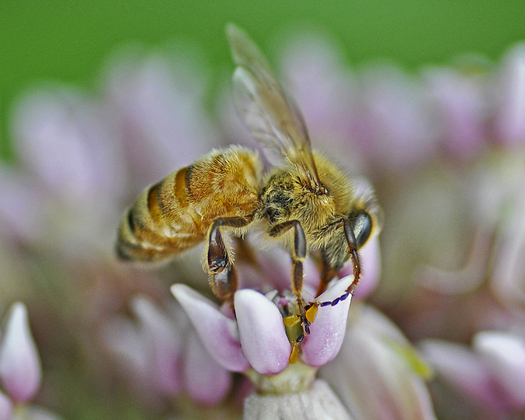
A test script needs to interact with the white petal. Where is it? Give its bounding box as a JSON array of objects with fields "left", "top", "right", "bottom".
[
  {"left": 130, "top": 296, "right": 184, "bottom": 395},
  {"left": 0, "top": 303, "right": 41, "bottom": 403},
  {"left": 183, "top": 330, "right": 232, "bottom": 405},
  {"left": 302, "top": 276, "right": 352, "bottom": 367},
  {"left": 494, "top": 43, "right": 525, "bottom": 145},
  {"left": 171, "top": 284, "right": 249, "bottom": 372},
  {"left": 419, "top": 339, "right": 500, "bottom": 407},
  {"left": 234, "top": 289, "right": 291, "bottom": 375},
  {"left": 474, "top": 331, "right": 525, "bottom": 405},
  {"left": 0, "top": 390, "right": 12, "bottom": 420}
]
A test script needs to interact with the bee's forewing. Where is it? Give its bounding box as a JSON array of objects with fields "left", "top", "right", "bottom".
[{"left": 227, "top": 24, "right": 321, "bottom": 186}]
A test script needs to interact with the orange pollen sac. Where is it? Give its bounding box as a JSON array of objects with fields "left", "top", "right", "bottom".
[
  {"left": 289, "top": 343, "right": 300, "bottom": 364},
  {"left": 284, "top": 314, "right": 301, "bottom": 327},
  {"left": 305, "top": 303, "right": 318, "bottom": 324}
]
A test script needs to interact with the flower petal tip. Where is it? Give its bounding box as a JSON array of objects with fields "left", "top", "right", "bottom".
[
  {"left": 0, "top": 391, "right": 12, "bottom": 420},
  {"left": 171, "top": 283, "right": 250, "bottom": 372},
  {"left": 302, "top": 276, "right": 353, "bottom": 367},
  {"left": 0, "top": 302, "right": 42, "bottom": 403},
  {"left": 234, "top": 289, "right": 291, "bottom": 375}
]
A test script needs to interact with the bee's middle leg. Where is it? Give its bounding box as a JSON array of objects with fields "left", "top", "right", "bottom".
[
  {"left": 207, "top": 216, "right": 252, "bottom": 303},
  {"left": 315, "top": 220, "right": 345, "bottom": 297},
  {"left": 269, "top": 220, "right": 312, "bottom": 333}
]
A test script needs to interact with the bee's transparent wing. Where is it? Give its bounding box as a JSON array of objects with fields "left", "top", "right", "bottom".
[{"left": 227, "top": 24, "right": 321, "bottom": 188}]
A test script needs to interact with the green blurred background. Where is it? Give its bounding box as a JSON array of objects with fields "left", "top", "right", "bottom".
[{"left": 1, "top": 0, "right": 525, "bottom": 160}]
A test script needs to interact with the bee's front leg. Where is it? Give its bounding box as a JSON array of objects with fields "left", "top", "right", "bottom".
[{"left": 207, "top": 216, "right": 251, "bottom": 303}]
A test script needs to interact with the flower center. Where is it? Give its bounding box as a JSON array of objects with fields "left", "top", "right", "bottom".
[{"left": 245, "top": 361, "right": 318, "bottom": 394}]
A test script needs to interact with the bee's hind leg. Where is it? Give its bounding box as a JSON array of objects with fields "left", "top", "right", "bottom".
[{"left": 207, "top": 216, "right": 252, "bottom": 304}]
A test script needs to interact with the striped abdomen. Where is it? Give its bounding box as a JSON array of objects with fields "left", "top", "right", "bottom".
[{"left": 116, "top": 146, "right": 263, "bottom": 262}]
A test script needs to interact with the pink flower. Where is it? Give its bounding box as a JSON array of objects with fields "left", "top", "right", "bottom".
[
  {"left": 320, "top": 305, "right": 436, "bottom": 420},
  {"left": 0, "top": 391, "right": 12, "bottom": 420},
  {"left": 420, "top": 330, "right": 525, "bottom": 418},
  {"left": 102, "top": 295, "right": 233, "bottom": 405},
  {"left": 423, "top": 65, "right": 488, "bottom": 159},
  {"left": 171, "top": 274, "right": 353, "bottom": 376},
  {"left": 103, "top": 47, "right": 219, "bottom": 190},
  {"left": 493, "top": 43, "right": 525, "bottom": 146},
  {"left": 0, "top": 302, "right": 41, "bottom": 403},
  {"left": 0, "top": 303, "right": 62, "bottom": 420}
]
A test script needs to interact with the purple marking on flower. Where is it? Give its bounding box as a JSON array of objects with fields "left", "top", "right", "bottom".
[
  {"left": 171, "top": 284, "right": 250, "bottom": 372},
  {"left": 183, "top": 330, "right": 232, "bottom": 405},
  {"left": 234, "top": 289, "right": 291, "bottom": 375},
  {"left": 301, "top": 275, "right": 353, "bottom": 367},
  {"left": 0, "top": 390, "right": 12, "bottom": 420},
  {"left": 0, "top": 302, "right": 42, "bottom": 403}
]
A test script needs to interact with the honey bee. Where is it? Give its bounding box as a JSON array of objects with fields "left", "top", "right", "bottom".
[{"left": 117, "top": 24, "right": 382, "bottom": 338}]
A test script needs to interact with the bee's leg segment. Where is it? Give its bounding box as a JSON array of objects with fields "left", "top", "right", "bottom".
[
  {"left": 315, "top": 219, "right": 346, "bottom": 297},
  {"left": 343, "top": 219, "right": 362, "bottom": 294},
  {"left": 210, "top": 264, "right": 239, "bottom": 303},
  {"left": 207, "top": 216, "right": 252, "bottom": 302},
  {"left": 316, "top": 254, "right": 338, "bottom": 297},
  {"left": 269, "top": 220, "right": 310, "bottom": 333},
  {"left": 316, "top": 219, "right": 362, "bottom": 307}
]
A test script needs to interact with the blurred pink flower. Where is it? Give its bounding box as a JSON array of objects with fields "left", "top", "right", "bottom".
[
  {"left": 0, "top": 391, "right": 12, "bottom": 420},
  {"left": 103, "top": 294, "right": 233, "bottom": 406},
  {"left": 494, "top": 44, "right": 525, "bottom": 146},
  {"left": 278, "top": 32, "right": 362, "bottom": 165},
  {"left": 1, "top": 44, "right": 223, "bottom": 418},
  {"left": 420, "top": 330, "right": 525, "bottom": 419},
  {"left": 0, "top": 302, "right": 62, "bottom": 420},
  {"left": 102, "top": 47, "right": 218, "bottom": 190},
  {"left": 320, "top": 304, "right": 436, "bottom": 420},
  {"left": 422, "top": 65, "right": 488, "bottom": 159},
  {"left": 0, "top": 302, "right": 41, "bottom": 403}
]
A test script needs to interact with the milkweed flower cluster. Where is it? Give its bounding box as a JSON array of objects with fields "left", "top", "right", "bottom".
[
  {"left": 104, "top": 241, "right": 434, "bottom": 419},
  {"left": 0, "top": 26, "right": 524, "bottom": 420}
]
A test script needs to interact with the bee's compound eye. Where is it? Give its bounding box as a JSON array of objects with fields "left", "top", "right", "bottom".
[{"left": 353, "top": 212, "right": 372, "bottom": 248}]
